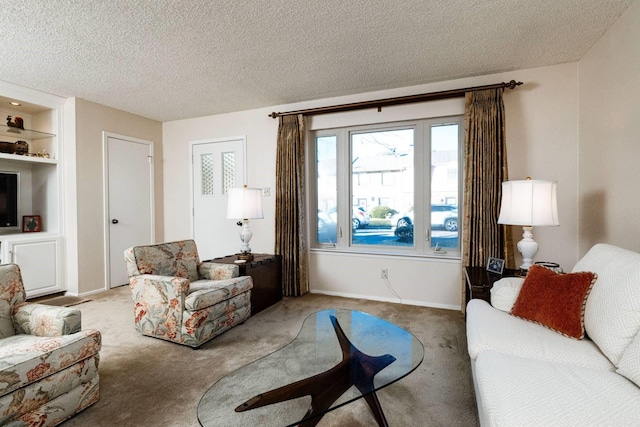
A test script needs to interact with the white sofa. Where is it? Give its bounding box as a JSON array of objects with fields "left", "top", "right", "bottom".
[{"left": 466, "top": 243, "right": 640, "bottom": 426}]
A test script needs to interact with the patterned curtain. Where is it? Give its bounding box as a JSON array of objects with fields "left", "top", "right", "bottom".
[
  {"left": 462, "top": 89, "right": 515, "bottom": 304},
  {"left": 275, "top": 114, "right": 309, "bottom": 296}
]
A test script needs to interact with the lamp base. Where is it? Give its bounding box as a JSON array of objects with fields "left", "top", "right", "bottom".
[
  {"left": 237, "top": 219, "right": 254, "bottom": 257},
  {"left": 517, "top": 226, "right": 539, "bottom": 270},
  {"left": 237, "top": 252, "right": 254, "bottom": 262}
]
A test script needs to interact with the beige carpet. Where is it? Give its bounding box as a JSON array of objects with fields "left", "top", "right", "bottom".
[{"left": 61, "top": 286, "right": 479, "bottom": 427}]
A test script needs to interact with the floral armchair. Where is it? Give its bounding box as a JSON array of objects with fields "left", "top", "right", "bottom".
[
  {"left": 124, "top": 239, "right": 253, "bottom": 348},
  {"left": 0, "top": 264, "right": 101, "bottom": 426}
]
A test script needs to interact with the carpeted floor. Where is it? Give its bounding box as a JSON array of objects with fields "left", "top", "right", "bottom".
[{"left": 61, "top": 286, "right": 479, "bottom": 426}]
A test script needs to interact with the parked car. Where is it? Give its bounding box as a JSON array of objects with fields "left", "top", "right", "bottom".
[
  {"left": 432, "top": 204, "right": 458, "bottom": 231},
  {"left": 327, "top": 206, "right": 371, "bottom": 230},
  {"left": 394, "top": 204, "right": 458, "bottom": 232},
  {"left": 317, "top": 209, "right": 337, "bottom": 243},
  {"left": 353, "top": 206, "right": 371, "bottom": 229}
]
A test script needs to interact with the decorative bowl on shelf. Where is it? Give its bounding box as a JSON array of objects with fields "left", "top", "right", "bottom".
[
  {"left": 0, "top": 141, "right": 16, "bottom": 154},
  {"left": 0, "top": 140, "right": 30, "bottom": 155},
  {"left": 27, "top": 150, "right": 50, "bottom": 158}
]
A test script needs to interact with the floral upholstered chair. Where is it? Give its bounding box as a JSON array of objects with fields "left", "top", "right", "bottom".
[
  {"left": 0, "top": 264, "right": 101, "bottom": 426},
  {"left": 124, "top": 239, "right": 253, "bottom": 348}
]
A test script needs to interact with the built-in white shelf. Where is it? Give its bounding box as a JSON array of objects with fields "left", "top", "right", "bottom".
[
  {"left": 0, "top": 152, "right": 56, "bottom": 164},
  {"left": 0, "top": 124, "right": 55, "bottom": 140}
]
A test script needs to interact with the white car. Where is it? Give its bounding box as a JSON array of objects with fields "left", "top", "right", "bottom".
[
  {"left": 327, "top": 206, "right": 371, "bottom": 229},
  {"left": 395, "top": 205, "right": 458, "bottom": 232},
  {"left": 352, "top": 206, "right": 371, "bottom": 229}
]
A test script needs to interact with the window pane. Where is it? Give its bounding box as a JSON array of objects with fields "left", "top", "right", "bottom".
[
  {"left": 221, "top": 151, "right": 236, "bottom": 195},
  {"left": 310, "top": 116, "right": 462, "bottom": 257},
  {"left": 430, "top": 124, "right": 459, "bottom": 250},
  {"left": 316, "top": 136, "right": 338, "bottom": 244},
  {"left": 201, "top": 153, "right": 215, "bottom": 196},
  {"left": 351, "top": 129, "right": 414, "bottom": 247}
]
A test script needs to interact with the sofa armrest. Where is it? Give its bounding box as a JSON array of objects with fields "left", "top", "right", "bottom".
[
  {"left": 490, "top": 277, "right": 525, "bottom": 313},
  {"left": 199, "top": 262, "right": 239, "bottom": 280},
  {"left": 13, "top": 302, "right": 82, "bottom": 336}
]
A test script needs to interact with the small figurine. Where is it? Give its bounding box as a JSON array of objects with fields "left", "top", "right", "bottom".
[
  {"left": 6, "top": 116, "right": 24, "bottom": 130},
  {"left": 14, "top": 141, "right": 28, "bottom": 155}
]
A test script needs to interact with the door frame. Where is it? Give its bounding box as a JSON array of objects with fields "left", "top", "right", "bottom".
[
  {"left": 189, "top": 136, "right": 247, "bottom": 241},
  {"left": 102, "top": 131, "right": 156, "bottom": 290}
]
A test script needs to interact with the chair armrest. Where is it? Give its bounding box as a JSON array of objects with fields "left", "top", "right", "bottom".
[
  {"left": 129, "top": 274, "right": 190, "bottom": 327},
  {"left": 490, "top": 277, "right": 526, "bottom": 313},
  {"left": 199, "top": 262, "right": 239, "bottom": 280},
  {"left": 13, "top": 302, "right": 82, "bottom": 336}
]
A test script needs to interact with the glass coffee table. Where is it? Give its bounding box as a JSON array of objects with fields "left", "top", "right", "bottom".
[{"left": 197, "top": 309, "right": 424, "bottom": 426}]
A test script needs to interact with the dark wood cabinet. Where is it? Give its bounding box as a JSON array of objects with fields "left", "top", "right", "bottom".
[{"left": 211, "top": 254, "right": 282, "bottom": 315}]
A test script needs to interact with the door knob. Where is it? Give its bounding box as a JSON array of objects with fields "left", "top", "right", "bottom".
[{"left": 112, "top": 219, "right": 119, "bottom": 224}]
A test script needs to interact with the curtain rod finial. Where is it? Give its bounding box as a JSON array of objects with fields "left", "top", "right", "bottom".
[
  {"left": 505, "top": 80, "right": 523, "bottom": 89},
  {"left": 269, "top": 112, "right": 280, "bottom": 119}
]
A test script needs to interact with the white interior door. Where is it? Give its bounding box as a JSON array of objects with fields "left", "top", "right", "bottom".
[
  {"left": 192, "top": 138, "right": 245, "bottom": 260},
  {"left": 105, "top": 133, "right": 154, "bottom": 288}
]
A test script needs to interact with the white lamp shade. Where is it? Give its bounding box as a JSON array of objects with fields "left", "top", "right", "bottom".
[
  {"left": 497, "top": 180, "right": 559, "bottom": 226},
  {"left": 226, "top": 187, "right": 264, "bottom": 220}
]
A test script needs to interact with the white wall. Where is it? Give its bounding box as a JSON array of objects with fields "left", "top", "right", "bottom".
[
  {"left": 163, "top": 63, "right": 580, "bottom": 310},
  {"left": 162, "top": 109, "right": 277, "bottom": 251},
  {"left": 71, "top": 99, "right": 163, "bottom": 295},
  {"left": 578, "top": 0, "right": 640, "bottom": 255}
]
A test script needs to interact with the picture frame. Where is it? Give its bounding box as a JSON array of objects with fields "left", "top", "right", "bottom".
[
  {"left": 22, "top": 215, "right": 41, "bottom": 232},
  {"left": 486, "top": 256, "right": 505, "bottom": 275}
]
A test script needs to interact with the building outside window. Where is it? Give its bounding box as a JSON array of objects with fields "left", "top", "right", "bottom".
[{"left": 311, "top": 116, "right": 462, "bottom": 257}]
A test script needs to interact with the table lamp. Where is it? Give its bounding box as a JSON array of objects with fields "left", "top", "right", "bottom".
[
  {"left": 497, "top": 178, "right": 559, "bottom": 270},
  {"left": 226, "top": 186, "right": 264, "bottom": 260}
]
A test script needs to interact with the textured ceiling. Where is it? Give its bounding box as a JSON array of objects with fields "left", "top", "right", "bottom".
[{"left": 0, "top": 0, "right": 633, "bottom": 122}]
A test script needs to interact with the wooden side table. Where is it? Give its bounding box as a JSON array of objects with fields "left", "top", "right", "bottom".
[
  {"left": 210, "top": 254, "right": 283, "bottom": 315},
  {"left": 464, "top": 266, "right": 522, "bottom": 305}
]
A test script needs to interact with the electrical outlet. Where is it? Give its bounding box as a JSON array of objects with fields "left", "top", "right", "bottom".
[
  {"left": 381, "top": 268, "right": 388, "bottom": 279},
  {"left": 262, "top": 187, "right": 271, "bottom": 196}
]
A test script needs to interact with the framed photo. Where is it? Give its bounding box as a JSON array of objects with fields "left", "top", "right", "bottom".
[
  {"left": 22, "top": 215, "right": 41, "bottom": 232},
  {"left": 487, "top": 257, "right": 505, "bottom": 275}
]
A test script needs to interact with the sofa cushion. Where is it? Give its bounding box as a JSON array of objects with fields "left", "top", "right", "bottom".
[
  {"left": 617, "top": 330, "right": 640, "bottom": 388},
  {"left": 0, "top": 354, "right": 99, "bottom": 423},
  {"left": 466, "top": 299, "right": 614, "bottom": 371},
  {"left": 7, "top": 374, "right": 99, "bottom": 427},
  {"left": 474, "top": 350, "right": 640, "bottom": 427},
  {"left": 490, "top": 277, "right": 525, "bottom": 313},
  {"left": 133, "top": 240, "right": 200, "bottom": 282},
  {"left": 198, "top": 262, "right": 238, "bottom": 280},
  {"left": 511, "top": 265, "right": 597, "bottom": 339},
  {"left": 572, "top": 243, "right": 640, "bottom": 366},
  {"left": 185, "top": 276, "right": 253, "bottom": 311},
  {"left": 0, "top": 329, "right": 101, "bottom": 397}
]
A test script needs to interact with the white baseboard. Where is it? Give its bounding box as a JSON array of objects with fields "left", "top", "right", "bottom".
[{"left": 308, "top": 289, "right": 460, "bottom": 311}]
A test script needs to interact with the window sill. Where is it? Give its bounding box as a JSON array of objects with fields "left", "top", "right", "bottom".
[{"left": 309, "top": 246, "right": 461, "bottom": 261}]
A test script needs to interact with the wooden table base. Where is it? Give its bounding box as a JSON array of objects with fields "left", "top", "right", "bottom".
[{"left": 235, "top": 315, "right": 396, "bottom": 426}]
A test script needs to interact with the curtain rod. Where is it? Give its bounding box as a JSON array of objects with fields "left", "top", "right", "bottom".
[{"left": 269, "top": 80, "right": 522, "bottom": 119}]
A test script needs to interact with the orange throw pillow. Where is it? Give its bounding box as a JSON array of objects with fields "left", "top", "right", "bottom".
[{"left": 511, "top": 265, "right": 597, "bottom": 339}]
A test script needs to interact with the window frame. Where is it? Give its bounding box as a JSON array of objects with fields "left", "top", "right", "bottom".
[{"left": 309, "top": 115, "right": 463, "bottom": 258}]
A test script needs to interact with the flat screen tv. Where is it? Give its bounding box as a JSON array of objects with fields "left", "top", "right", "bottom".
[{"left": 0, "top": 172, "right": 18, "bottom": 228}]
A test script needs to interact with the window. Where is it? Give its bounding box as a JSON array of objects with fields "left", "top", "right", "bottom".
[{"left": 311, "top": 116, "right": 462, "bottom": 256}]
